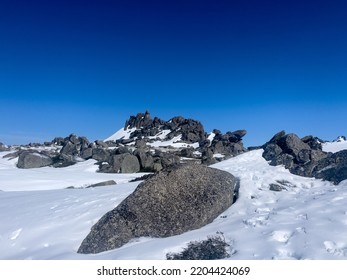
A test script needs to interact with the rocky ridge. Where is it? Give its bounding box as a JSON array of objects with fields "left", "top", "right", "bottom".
[
  {"left": 2, "top": 111, "right": 247, "bottom": 173},
  {"left": 262, "top": 131, "right": 347, "bottom": 184},
  {"left": 1, "top": 112, "right": 346, "bottom": 185}
]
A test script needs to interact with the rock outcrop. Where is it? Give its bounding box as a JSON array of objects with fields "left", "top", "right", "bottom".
[
  {"left": 17, "top": 151, "right": 53, "bottom": 169},
  {"left": 314, "top": 150, "right": 347, "bottom": 184},
  {"left": 77, "top": 164, "right": 238, "bottom": 254},
  {"left": 9, "top": 111, "right": 247, "bottom": 172},
  {"left": 262, "top": 131, "right": 347, "bottom": 184}
]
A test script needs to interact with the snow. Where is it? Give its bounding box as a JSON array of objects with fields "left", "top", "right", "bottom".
[
  {"left": 105, "top": 127, "right": 200, "bottom": 149},
  {"left": 1, "top": 149, "right": 347, "bottom": 259},
  {"left": 0, "top": 152, "right": 146, "bottom": 192},
  {"left": 207, "top": 132, "right": 215, "bottom": 145},
  {"left": 104, "top": 127, "right": 137, "bottom": 142},
  {"left": 148, "top": 135, "right": 199, "bottom": 149},
  {"left": 322, "top": 139, "right": 347, "bottom": 153}
]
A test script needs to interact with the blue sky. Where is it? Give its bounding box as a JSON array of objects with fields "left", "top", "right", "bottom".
[{"left": 1, "top": 0, "right": 346, "bottom": 146}]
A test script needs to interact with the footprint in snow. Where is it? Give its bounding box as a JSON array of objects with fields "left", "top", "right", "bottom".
[
  {"left": 271, "top": 230, "right": 293, "bottom": 243},
  {"left": 324, "top": 241, "right": 347, "bottom": 256},
  {"left": 243, "top": 215, "right": 269, "bottom": 227}
]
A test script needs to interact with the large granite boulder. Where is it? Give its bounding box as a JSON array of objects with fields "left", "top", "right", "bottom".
[
  {"left": 17, "top": 151, "right": 53, "bottom": 169},
  {"left": 111, "top": 154, "right": 140, "bottom": 173},
  {"left": 78, "top": 164, "right": 237, "bottom": 254}
]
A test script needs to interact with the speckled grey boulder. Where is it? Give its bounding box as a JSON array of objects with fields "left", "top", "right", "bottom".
[{"left": 78, "top": 164, "right": 237, "bottom": 254}]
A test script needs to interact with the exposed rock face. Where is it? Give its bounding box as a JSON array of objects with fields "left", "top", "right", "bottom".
[
  {"left": 262, "top": 131, "right": 347, "bottom": 184},
  {"left": 86, "top": 180, "right": 117, "bottom": 188},
  {"left": 17, "top": 151, "right": 53, "bottom": 169},
  {"left": 125, "top": 110, "right": 155, "bottom": 129},
  {"left": 77, "top": 164, "right": 237, "bottom": 254},
  {"left": 314, "top": 150, "right": 347, "bottom": 184}
]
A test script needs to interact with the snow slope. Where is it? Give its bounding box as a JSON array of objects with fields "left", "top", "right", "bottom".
[
  {"left": 105, "top": 126, "right": 199, "bottom": 149},
  {"left": 104, "top": 127, "right": 137, "bottom": 142},
  {"left": 1, "top": 150, "right": 347, "bottom": 259},
  {"left": 322, "top": 138, "right": 347, "bottom": 153}
]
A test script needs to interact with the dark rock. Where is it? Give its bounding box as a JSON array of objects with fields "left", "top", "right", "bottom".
[
  {"left": 297, "top": 149, "right": 312, "bottom": 164},
  {"left": 52, "top": 153, "right": 76, "bottom": 167},
  {"left": 267, "top": 130, "right": 286, "bottom": 144},
  {"left": 77, "top": 164, "right": 237, "bottom": 254},
  {"left": 269, "top": 183, "right": 286, "bottom": 192},
  {"left": 159, "top": 153, "right": 180, "bottom": 169},
  {"left": 51, "top": 137, "right": 65, "bottom": 146},
  {"left": 134, "top": 150, "right": 154, "bottom": 171},
  {"left": 212, "top": 129, "right": 221, "bottom": 135},
  {"left": 97, "top": 162, "right": 113, "bottom": 173},
  {"left": 310, "top": 149, "right": 327, "bottom": 162},
  {"left": 229, "top": 130, "right": 247, "bottom": 142},
  {"left": 80, "top": 148, "right": 93, "bottom": 159},
  {"left": 87, "top": 180, "right": 117, "bottom": 188},
  {"left": 153, "top": 161, "right": 163, "bottom": 172},
  {"left": 68, "top": 134, "right": 80, "bottom": 145},
  {"left": 111, "top": 154, "right": 140, "bottom": 173},
  {"left": 92, "top": 148, "right": 110, "bottom": 162},
  {"left": 115, "top": 146, "right": 130, "bottom": 155},
  {"left": 125, "top": 110, "right": 154, "bottom": 129},
  {"left": 262, "top": 131, "right": 347, "bottom": 184},
  {"left": 135, "top": 139, "right": 147, "bottom": 149},
  {"left": 60, "top": 142, "right": 79, "bottom": 156},
  {"left": 201, "top": 148, "right": 217, "bottom": 165},
  {"left": 117, "top": 138, "right": 134, "bottom": 145},
  {"left": 301, "top": 135, "right": 323, "bottom": 150},
  {"left": 17, "top": 151, "right": 53, "bottom": 169},
  {"left": 334, "top": 136, "right": 346, "bottom": 142},
  {"left": 209, "top": 129, "right": 247, "bottom": 157},
  {"left": 95, "top": 140, "right": 108, "bottom": 148},
  {"left": 314, "top": 150, "right": 347, "bottom": 184},
  {"left": 274, "top": 154, "right": 295, "bottom": 169},
  {"left": 199, "top": 139, "right": 210, "bottom": 149},
  {"left": 129, "top": 173, "right": 155, "bottom": 182},
  {"left": 263, "top": 144, "right": 283, "bottom": 162},
  {"left": 180, "top": 147, "right": 195, "bottom": 158},
  {"left": 277, "top": 133, "right": 311, "bottom": 160},
  {"left": 269, "top": 180, "right": 296, "bottom": 191}
]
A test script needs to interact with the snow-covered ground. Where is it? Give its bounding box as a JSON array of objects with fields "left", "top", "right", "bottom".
[
  {"left": 1, "top": 147, "right": 347, "bottom": 260},
  {"left": 322, "top": 138, "right": 347, "bottom": 153}
]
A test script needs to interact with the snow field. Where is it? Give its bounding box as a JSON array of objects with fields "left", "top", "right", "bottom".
[{"left": 1, "top": 148, "right": 347, "bottom": 259}]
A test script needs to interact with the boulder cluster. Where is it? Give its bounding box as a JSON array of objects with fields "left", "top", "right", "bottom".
[
  {"left": 262, "top": 131, "right": 347, "bottom": 184},
  {"left": 4, "top": 111, "right": 247, "bottom": 172}
]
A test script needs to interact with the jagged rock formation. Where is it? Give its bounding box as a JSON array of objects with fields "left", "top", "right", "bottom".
[
  {"left": 262, "top": 131, "right": 347, "bottom": 184},
  {"left": 314, "top": 150, "right": 347, "bottom": 184},
  {"left": 77, "top": 163, "right": 238, "bottom": 254},
  {"left": 3, "top": 111, "right": 247, "bottom": 173}
]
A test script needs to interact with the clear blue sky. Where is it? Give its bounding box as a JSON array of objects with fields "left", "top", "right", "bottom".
[{"left": 1, "top": 0, "right": 346, "bottom": 146}]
